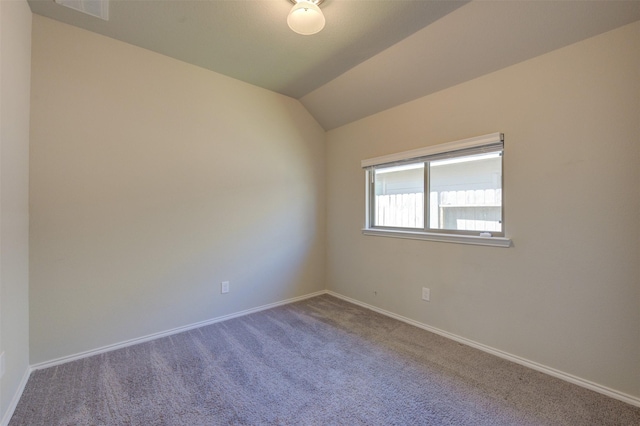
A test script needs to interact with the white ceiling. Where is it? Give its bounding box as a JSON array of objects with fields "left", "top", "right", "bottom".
[{"left": 27, "top": 1, "right": 640, "bottom": 130}]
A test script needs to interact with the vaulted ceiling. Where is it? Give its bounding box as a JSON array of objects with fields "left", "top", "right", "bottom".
[{"left": 27, "top": 0, "right": 640, "bottom": 130}]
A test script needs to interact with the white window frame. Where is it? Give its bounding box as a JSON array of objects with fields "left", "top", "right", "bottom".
[{"left": 362, "top": 133, "right": 511, "bottom": 248}]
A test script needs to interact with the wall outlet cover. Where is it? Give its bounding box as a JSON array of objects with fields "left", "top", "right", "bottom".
[{"left": 422, "top": 287, "right": 430, "bottom": 302}]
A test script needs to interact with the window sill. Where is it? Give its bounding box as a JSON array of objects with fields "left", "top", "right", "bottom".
[{"left": 362, "top": 228, "right": 512, "bottom": 248}]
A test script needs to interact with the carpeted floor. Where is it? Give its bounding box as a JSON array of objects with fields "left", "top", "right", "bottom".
[{"left": 10, "top": 294, "right": 640, "bottom": 425}]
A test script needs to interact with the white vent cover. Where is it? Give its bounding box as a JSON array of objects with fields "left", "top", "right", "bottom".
[{"left": 54, "top": 0, "right": 109, "bottom": 21}]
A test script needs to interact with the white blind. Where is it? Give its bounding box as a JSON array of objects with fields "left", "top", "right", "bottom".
[{"left": 361, "top": 133, "right": 503, "bottom": 169}]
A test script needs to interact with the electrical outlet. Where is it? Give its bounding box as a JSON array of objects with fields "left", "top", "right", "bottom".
[
  {"left": 221, "top": 281, "right": 230, "bottom": 294},
  {"left": 422, "top": 287, "right": 430, "bottom": 302},
  {"left": 0, "top": 352, "right": 5, "bottom": 379}
]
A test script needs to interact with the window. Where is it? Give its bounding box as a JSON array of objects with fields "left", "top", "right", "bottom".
[{"left": 362, "top": 133, "right": 510, "bottom": 247}]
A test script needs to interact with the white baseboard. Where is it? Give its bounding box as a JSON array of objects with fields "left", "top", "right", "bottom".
[
  {"left": 327, "top": 290, "right": 640, "bottom": 409},
  {"left": 32, "top": 290, "right": 328, "bottom": 371},
  {"left": 1, "top": 366, "right": 32, "bottom": 426}
]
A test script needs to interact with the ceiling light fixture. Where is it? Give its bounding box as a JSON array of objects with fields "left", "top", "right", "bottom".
[
  {"left": 287, "top": 0, "right": 325, "bottom": 35},
  {"left": 54, "top": 0, "right": 109, "bottom": 21}
]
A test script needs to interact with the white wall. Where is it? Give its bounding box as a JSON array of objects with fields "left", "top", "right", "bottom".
[
  {"left": 326, "top": 21, "right": 640, "bottom": 399},
  {"left": 0, "top": 0, "right": 31, "bottom": 420},
  {"left": 29, "top": 16, "right": 326, "bottom": 364}
]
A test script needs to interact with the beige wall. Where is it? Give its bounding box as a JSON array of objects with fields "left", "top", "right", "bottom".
[
  {"left": 326, "top": 21, "right": 640, "bottom": 399},
  {"left": 0, "top": 0, "right": 32, "bottom": 420},
  {"left": 29, "top": 16, "right": 326, "bottom": 364}
]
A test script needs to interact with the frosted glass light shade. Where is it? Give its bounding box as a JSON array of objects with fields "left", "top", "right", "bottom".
[{"left": 287, "top": 0, "right": 325, "bottom": 35}]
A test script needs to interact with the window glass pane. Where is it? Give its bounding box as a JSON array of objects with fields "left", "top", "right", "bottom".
[
  {"left": 374, "top": 163, "right": 424, "bottom": 228},
  {"left": 429, "top": 152, "right": 502, "bottom": 232}
]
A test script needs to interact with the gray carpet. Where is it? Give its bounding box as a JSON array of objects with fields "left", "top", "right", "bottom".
[{"left": 10, "top": 295, "right": 640, "bottom": 425}]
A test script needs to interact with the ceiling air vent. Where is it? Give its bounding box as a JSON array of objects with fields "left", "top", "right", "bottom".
[{"left": 54, "top": 0, "right": 109, "bottom": 21}]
